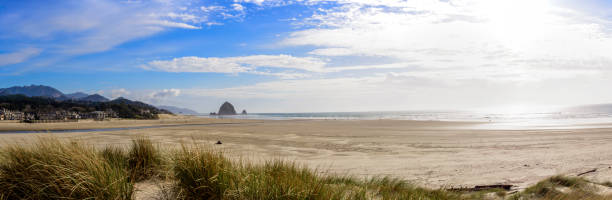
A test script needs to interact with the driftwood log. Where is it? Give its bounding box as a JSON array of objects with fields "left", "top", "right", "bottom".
[
  {"left": 577, "top": 168, "right": 597, "bottom": 176},
  {"left": 448, "top": 184, "right": 513, "bottom": 192}
]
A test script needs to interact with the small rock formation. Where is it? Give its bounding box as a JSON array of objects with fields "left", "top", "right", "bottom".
[
  {"left": 216, "top": 140, "right": 222, "bottom": 145},
  {"left": 209, "top": 112, "right": 217, "bottom": 115},
  {"left": 217, "top": 101, "right": 237, "bottom": 115},
  {"left": 241, "top": 109, "right": 247, "bottom": 115}
]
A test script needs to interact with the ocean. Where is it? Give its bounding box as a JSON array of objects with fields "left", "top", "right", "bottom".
[{"left": 203, "top": 109, "right": 612, "bottom": 129}]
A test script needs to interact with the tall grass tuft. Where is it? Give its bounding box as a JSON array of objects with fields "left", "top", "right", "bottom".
[
  {"left": 172, "top": 145, "right": 235, "bottom": 199},
  {"left": 171, "top": 144, "right": 464, "bottom": 200},
  {"left": 101, "top": 145, "right": 128, "bottom": 169},
  {"left": 0, "top": 138, "right": 133, "bottom": 199},
  {"left": 172, "top": 145, "right": 340, "bottom": 199},
  {"left": 128, "top": 137, "right": 162, "bottom": 181},
  {"left": 510, "top": 175, "right": 612, "bottom": 200}
]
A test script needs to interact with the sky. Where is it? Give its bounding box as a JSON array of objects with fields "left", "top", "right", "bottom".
[{"left": 1, "top": 0, "right": 612, "bottom": 113}]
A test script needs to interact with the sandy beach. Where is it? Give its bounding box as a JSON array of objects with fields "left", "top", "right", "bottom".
[{"left": 1, "top": 116, "right": 612, "bottom": 191}]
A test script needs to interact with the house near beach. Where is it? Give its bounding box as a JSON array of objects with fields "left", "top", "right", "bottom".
[
  {"left": 80, "top": 110, "right": 116, "bottom": 120},
  {"left": 0, "top": 108, "right": 119, "bottom": 121},
  {"left": 0, "top": 108, "right": 25, "bottom": 120}
]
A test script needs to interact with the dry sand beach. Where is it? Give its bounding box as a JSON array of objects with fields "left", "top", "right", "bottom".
[{"left": 2, "top": 115, "right": 612, "bottom": 192}]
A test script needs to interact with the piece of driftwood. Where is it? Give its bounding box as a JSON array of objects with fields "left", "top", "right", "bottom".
[
  {"left": 448, "top": 184, "right": 513, "bottom": 192},
  {"left": 577, "top": 168, "right": 597, "bottom": 176}
]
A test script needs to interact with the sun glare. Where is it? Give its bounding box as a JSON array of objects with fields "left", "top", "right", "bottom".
[{"left": 473, "top": 0, "right": 553, "bottom": 49}]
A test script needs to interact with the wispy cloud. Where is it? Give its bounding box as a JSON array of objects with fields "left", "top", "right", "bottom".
[
  {"left": 99, "top": 88, "right": 181, "bottom": 105},
  {"left": 0, "top": 48, "right": 41, "bottom": 66},
  {"left": 144, "top": 55, "right": 326, "bottom": 77},
  {"left": 0, "top": 0, "right": 234, "bottom": 63},
  {"left": 109, "top": 88, "right": 131, "bottom": 99},
  {"left": 150, "top": 89, "right": 181, "bottom": 99}
]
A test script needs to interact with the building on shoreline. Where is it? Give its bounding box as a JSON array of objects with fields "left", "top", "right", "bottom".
[
  {"left": 0, "top": 108, "right": 25, "bottom": 120},
  {"left": 80, "top": 110, "right": 116, "bottom": 120},
  {"left": 35, "top": 111, "right": 80, "bottom": 120},
  {"left": 0, "top": 108, "right": 117, "bottom": 121}
]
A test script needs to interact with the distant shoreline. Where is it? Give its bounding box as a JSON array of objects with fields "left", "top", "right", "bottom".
[
  {"left": 0, "top": 116, "right": 479, "bottom": 132},
  {"left": 5, "top": 114, "right": 612, "bottom": 132},
  {"left": 0, "top": 115, "right": 256, "bottom": 132}
]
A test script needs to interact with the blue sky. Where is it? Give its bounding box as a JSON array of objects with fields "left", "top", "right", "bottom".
[{"left": 1, "top": 0, "right": 612, "bottom": 113}]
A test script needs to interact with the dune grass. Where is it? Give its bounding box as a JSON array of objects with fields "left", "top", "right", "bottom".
[
  {"left": 0, "top": 137, "right": 610, "bottom": 200},
  {"left": 128, "top": 138, "right": 163, "bottom": 181},
  {"left": 100, "top": 138, "right": 163, "bottom": 182},
  {"left": 0, "top": 139, "right": 133, "bottom": 199},
  {"left": 509, "top": 175, "right": 612, "bottom": 200},
  {"left": 171, "top": 143, "right": 465, "bottom": 200}
]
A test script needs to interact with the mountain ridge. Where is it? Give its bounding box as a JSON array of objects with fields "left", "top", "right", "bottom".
[
  {"left": 0, "top": 85, "right": 64, "bottom": 98},
  {"left": 65, "top": 92, "right": 89, "bottom": 99},
  {"left": 0, "top": 85, "right": 109, "bottom": 102}
]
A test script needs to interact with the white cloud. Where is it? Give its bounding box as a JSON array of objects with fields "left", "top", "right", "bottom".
[
  {"left": 110, "top": 88, "right": 131, "bottom": 99},
  {"left": 165, "top": 12, "right": 203, "bottom": 24},
  {"left": 234, "top": 0, "right": 266, "bottom": 6},
  {"left": 184, "top": 76, "right": 387, "bottom": 99},
  {"left": 145, "top": 55, "right": 327, "bottom": 74},
  {"left": 281, "top": 0, "right": 612, "bottom": 82},
  {"left": 201, "top": 5, "right": 225, "bottom": 12},
  {"left": 0, "top": 48, "right": 41, "bottom": 66},
  {"left": 147, "top": 20, "right": 201, "bottom": 29},
  {"left": 232, "top": 4, "right": 245, "bottom": 11},
  {"left": 100, "top": 88, "right": 182, "bottom": 105},
  {"left": 150, "top": 89, "right": 181, "bottom": 98},
  {"left": 308, "top": 48, "right": 355, "bottom": 56}
]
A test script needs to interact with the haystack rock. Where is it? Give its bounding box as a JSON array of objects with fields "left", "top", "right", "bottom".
[{"left": 218, "top": 101, "right": 237, "bottom": 115}]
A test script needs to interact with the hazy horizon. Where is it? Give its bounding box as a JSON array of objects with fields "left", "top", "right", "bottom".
[{"left": 2, "top": 0, "right": 612, "bottom": 113}]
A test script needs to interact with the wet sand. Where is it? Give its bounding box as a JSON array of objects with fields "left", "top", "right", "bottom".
[{"left": 1, "top": 116, "right": 612, "bottom": 190}]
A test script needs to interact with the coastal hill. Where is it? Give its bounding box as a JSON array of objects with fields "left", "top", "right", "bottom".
[
  {"left": 0, "top": 85, "right": 171, "bottom": 119},
  {"left": 79, "top": 94, "right": 110, "bottom": 102},
  {"left": 64, "top": 92, "right": 89, "bottom": 99}
]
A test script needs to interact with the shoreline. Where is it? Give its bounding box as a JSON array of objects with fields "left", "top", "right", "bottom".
[
  {"left": 0, "top": 116, "right": 262, "bottom": 132},
  {"left": 3, "top": 116, "right": 612, "bottom": 132},
  {"left": 0, "top": 115, "right": 484, "bottom": 132}
]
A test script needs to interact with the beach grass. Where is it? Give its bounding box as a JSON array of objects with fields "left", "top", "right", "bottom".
[
  {"left": 0, "top": 138, "right": 133, "bottom": 199},
  {"left": 128, "top": 138, "right": 162, "bottom": 181},
  {"left": 509, "top": 175, "right": 612, "bottom": 200},
  {"left": 0, "top": 137, "right": 609, "bottom": 200},
  {"left": 170, "top": 142, "right": 471, "bottom": 200}
]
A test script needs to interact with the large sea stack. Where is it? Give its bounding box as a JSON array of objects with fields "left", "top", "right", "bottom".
[{"left": 218, "top": 101, "right": 237, "bottom": 115}]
